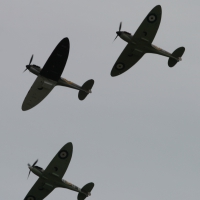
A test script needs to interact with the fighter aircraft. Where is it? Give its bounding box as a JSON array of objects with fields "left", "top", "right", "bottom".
[
  {"left": 111, "top": 5, "right": 185, "bottom": 77},
  {"left": 22, "top": 37, "right": 94, "bottom": 111},
  {"left": 24, "top": 142, "right": 94, "bottom": 200}
]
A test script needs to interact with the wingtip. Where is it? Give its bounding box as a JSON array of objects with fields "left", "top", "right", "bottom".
[
  {"left": 21, "top": 106, "right": 28, "bottom": 111},
  {"left": 181, "top": 47, "right": 185, "bottom": 51},
  {"left": 22, "top": 106, "right": 31, "bottom": 111},
  {"left": 63, "top": 37, "right": 69, "bottom": 41},
  {"left": 61, "top": 37, "right": 70, "bottom": 46},
  {"left": 152, "top": 5, "right": 162, "bottom": 12},
  {"left": 110, "top": 70, "right": 114, "bottom": 77},
  {"left": 91, "top": 182, "right": 94, "bottom": 187},
  {"left": 110, "top": 71, "right": 119, "bottom": 77},
  {"left": 67, "top": 142, "right": 73, "bottom": 148},
  {"left": 155, "top": 5, "right": 161, "bottom": 9},
  {"left": 88, "top": 79, "right": 95, "bottom": 84}
]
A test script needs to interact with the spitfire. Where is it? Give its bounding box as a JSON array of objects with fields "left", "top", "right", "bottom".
[
  {"left": 22, "top": 38, "right": 94, "bottom": 111},
  {"left": 111, "top": 5, "right": 185, "bottom": 77},
  {"left": 24, "top": 143, "right": 94, "bottom": 200}
]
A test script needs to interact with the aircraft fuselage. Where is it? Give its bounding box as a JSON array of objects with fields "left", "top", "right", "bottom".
[
  {"left": 118, "top": 31, "right": 181, "bottom": 61},
  {"left": 27, "top": 65, "right": 91, "bottom": 94},
  {"left": 28, "top": 165, "right": 90, "bottom": 196}
]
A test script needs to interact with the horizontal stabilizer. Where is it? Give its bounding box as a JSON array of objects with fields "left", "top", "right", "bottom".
[
  {"left": 168, "top": 47, "right": 185, "bottom": 67},
  {"left": 78, "top": 79, "right": 94, "bottom": 100},
  {"left": 77, "top": 183, "right": 94, "bottom": 200}
]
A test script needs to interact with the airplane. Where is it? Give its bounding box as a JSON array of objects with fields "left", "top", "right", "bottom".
[
  {"left": 111, "top": 5, "right": 185, "bottom": 77},
  {"left": 22, "top": 37, "right": 94, "bottom": 111},
  {"left": 24, "top": 142, "right": 94, "bottom": 200}
]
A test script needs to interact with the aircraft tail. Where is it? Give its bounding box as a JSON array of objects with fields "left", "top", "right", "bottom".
[
  {"left": 77, "top": 182, "right": 94, "bottom": 200},
  {"left": 168, "top": 47, "right": 185, "bottom": 67},
  {"left": 78, "top": 79, "right": 94, "bottom": 100}
]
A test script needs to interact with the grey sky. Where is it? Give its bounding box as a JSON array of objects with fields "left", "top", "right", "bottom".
[{"left": 0, "top": 1, "right": 200, "bottom": 200}]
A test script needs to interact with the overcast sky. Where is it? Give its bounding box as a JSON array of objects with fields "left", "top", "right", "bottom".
[{"left": 0, "top": 1, "right": 200, "bottom": 200}]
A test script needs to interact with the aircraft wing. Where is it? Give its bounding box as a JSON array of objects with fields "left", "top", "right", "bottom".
[
  {"left": 24, "top": 178, "right": 55, "bottom": 200},
  {"left": 40, "top": 37, "right": 70, "bottom": 81},
  {"left": 132, "top": 5, "right": 162, "bottom": 44},
  {"left": 22, "top": 76, "right": 56, "bottom": 111},
  {"left": 43, "top": 143, "right": 73, "bottom": 179},
  {"left": 111, "top": 43, "right": 144, "bottom": 76}
]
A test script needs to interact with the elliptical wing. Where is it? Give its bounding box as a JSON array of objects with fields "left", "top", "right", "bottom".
[
  {"left": 43, "top": 143, "right": 73, "bottom": 179},
  {"left": 111, "top": 44, "right": 144, "bottom": 76},
  {"left": 40, "top": 38, "right": 70, "bottom": 81},
  {"left": 24, "top": 178, "right": 55, "bottom": 200},
  {"left": 132, "top": 5, "right": 162, "bottom": 43},
  {"left": 22, "top": 76, "right": 56, "bottom": 111}
]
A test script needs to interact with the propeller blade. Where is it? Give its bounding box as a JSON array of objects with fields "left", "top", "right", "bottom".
[
  {"left": 113, "top": 22, "right": 122, "bottom": 42},
  {"left": 113, "top": 35, "right": 118, "bottom": 42},
  {"left": 29, "top": 55, "right": 34, "bottom": 65},
  {"left": 24, "top": 54, "right": 33, "bottom": 73},
  {"left": 27, "top": 159, "right": 37, "bottom": 180},
  {"left": 119, "top": 22, "right": 122, "bottom": 31},
  {"left": 32, "top": 159, "right": 38, "bottom": 167},
  {"left": 27, "top": 170, "right": 31, "bottom": 179}
]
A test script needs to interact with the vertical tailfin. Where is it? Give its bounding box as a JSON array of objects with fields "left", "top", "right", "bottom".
[
  {"left": 77, "top": 182, "right": 94, "bottom": 200},
  {"left": 168, "top": 47, "right": 185, "bottom": 67},
  {"left": 78, "top": 79, "right": 94, "bottom": 100}
]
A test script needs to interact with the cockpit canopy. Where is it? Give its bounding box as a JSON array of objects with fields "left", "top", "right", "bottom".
[
  {"left": 124, "top": 31, "right": 131, "bottom": 35},
  {"left": 32, "top": 65, "right": 41, "bottom": 69},
  {"left": 35, "top": 166, "right": 44, "bottom": 172}
]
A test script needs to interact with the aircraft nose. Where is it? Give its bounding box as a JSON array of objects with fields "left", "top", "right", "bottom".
[
  {"left": 28, "top": 163, "right": 31, "bottom": 169},
  {"left": 26, "top": 65, "right": 31, "bottom": 70},
  {"left": 116, "top": 31, "right": 121, "bottom": 36}
]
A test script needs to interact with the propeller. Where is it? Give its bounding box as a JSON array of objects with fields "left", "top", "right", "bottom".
[
  {"left": 23, "top": 54, "right": 34, "bottom": 73},
  {"left": 113, "top": 22, "right": 122, "bottom": 41},
  {"left": 27, "top": 159, "right": 38, "bottom": 179}
]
